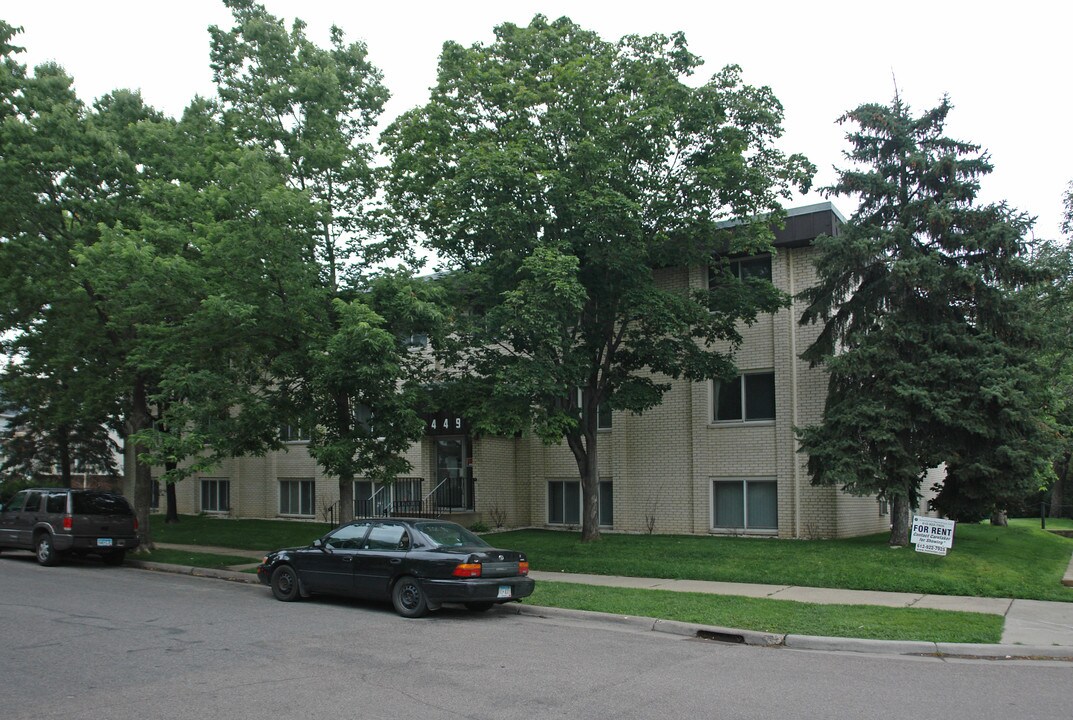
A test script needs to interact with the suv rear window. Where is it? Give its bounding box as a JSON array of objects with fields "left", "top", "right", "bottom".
[
  {"left": 46, "top": 492, "right": 67, "bottom": 513},
  {"left": 72, "top": 492, "right": 133, "bottom": 516}
]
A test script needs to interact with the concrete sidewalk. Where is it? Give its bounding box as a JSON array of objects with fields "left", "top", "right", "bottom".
[{"left": 144, "top": 542, "right": 1073, "bottom": 658}]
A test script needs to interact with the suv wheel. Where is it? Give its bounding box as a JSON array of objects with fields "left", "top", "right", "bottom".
[{"left": 35, "top": 533, "right": 61, "bottom": 567}]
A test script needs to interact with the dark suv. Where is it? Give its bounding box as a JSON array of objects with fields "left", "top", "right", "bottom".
[{"left": 0, "top": 487, "right": 139, "bottom": 566}]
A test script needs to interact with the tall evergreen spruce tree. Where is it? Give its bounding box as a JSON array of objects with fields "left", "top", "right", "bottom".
[{"left": 798, "top": 96, "right": 1053, "bottom": 545}]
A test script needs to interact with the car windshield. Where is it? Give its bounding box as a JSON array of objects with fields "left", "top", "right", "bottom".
[
  {"left": 72, "top": 492, "right": 133, "bottom": 516},
  {"left": 414, "top": 521, "right": 490, "bottom": 549}
]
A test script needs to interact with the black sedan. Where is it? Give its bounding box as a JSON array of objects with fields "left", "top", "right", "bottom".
[{"left": 257, "top": 518, "right": 535, "bottom": 618}]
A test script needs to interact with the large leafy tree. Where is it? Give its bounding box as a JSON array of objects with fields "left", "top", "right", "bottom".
[
  {"left": 96, "top": 96, "right": 322, "bottom": 524},
  {"left": 383, "top": 15, "right": 813, "bottom": 540},
  {"left": 798, "top": 96, "right": 1054, "bottom": 545},
  {"left": 209, "top": 1, "right": 432, "bottom": 522},
  {"left": 0, "top": 22, "right": 120, "bottom": 487}
]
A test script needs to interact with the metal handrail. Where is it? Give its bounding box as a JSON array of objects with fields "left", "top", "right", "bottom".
[{"left": 422, "top": 477, "right": 449, "bottom": 505}]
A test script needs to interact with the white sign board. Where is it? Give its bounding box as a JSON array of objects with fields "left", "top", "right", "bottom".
[{"left": 911, "top": 515, "right": 956, "bottom": 556}]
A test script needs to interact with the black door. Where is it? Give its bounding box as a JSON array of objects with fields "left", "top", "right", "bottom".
[
  {"left": 298, "top": 522, "right": 370, "bottom": 595},
  {"left": 352, "top": 521, "right": 411, "bottom": 599}
]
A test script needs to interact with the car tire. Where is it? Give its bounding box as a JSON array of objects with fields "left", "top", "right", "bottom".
[
  {"left": 102, "top": 550, "right": 126, "bottom": 566},
  {"left": 35, "top": 533, "right": 61, "bottom": 567},
  {"left": 270, "top": 564, "right": 301, "bottom": 602},
  {"left": 392, "top": 576, "right": 429, "bottom": 618},
  {"left": 464, "top": 601, "right": 494, "bottom": 612}
]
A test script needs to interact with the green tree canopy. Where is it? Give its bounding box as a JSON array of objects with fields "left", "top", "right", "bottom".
[
  {"left": 383, "top": 15, "right": 813, "bottom": 540},
  {"left": 209, "top": 1, "right": 436, "bottom": 522}
]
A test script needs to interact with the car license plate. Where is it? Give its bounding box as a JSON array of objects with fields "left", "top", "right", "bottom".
[
  {"left": 97, "top": 538, "right": 113, "bottom": 547},
  {"left": 497, "top": 585, "right": 511, "bottom": 599}
]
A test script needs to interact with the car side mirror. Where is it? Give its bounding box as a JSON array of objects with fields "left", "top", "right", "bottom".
[{"left": 312, "top": 538, "right": 328, "bottom": 552}]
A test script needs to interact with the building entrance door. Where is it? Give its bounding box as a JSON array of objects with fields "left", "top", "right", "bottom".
[{"left": 435, "top": 436, "right": 471, "bottom": 510}]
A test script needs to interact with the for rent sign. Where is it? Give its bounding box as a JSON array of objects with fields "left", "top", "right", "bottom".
[{"left": 911, "top": 516, "right": 956, "bottom": 556}]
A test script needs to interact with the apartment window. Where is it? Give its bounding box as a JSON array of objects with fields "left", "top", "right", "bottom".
[
  {"left": 709, "top": 254, "right": 772, "bottom": 289},
  {"left": 712, "top": 479, "right": 777, "bottom": 531},
  {"left": 713, "top": 372, "right": 775, "bottom": 423},
  {"left": 280, "top": 479, "right": 315, "bottom": 516},
  {"left": 200, "top": 478, "right": 230, "bottom": 513},
  {"left": 280, "top": 423, "right": 309, "bottom": 442},
  {"left": 548, "top": 480, "right": 613, "bottom": 526},
  {"left": 403, "top": 332, "right": 429, "bottom": 349}
]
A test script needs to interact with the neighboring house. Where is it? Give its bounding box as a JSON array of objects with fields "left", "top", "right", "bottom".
[{"left": 141, "top": 202, "right": 930, "bottom": 538}]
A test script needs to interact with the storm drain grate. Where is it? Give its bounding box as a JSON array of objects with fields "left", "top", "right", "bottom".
[{"left": 695, "top": 630, "right": 745, "bottom": 644}]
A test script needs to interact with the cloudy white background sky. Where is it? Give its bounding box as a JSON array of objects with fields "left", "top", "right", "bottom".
[{"left": 4, "top": 0, "right": 1070, "bottom": 238}]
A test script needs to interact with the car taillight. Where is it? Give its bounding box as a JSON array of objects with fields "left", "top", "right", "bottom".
[
  {"left": 518, "top": 561, "right": 529, "bottom": 576},
  {"left": 63, "top": 515, "right": 72, "bottom": 531},
  {"left": 453, "top": 562, "right": 482, "bottom": 578},
  {"left": 134, "top": 517, "right": 139, "bottom": 531}
]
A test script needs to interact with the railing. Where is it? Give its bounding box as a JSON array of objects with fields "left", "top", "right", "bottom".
[{"left": 346, "top": 476, "right": 476, "bottom": 520}]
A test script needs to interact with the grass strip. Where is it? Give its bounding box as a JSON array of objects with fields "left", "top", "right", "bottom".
[
  {"left": 141, "top": 549, "right": 260, "bottom": 569},
  {"left": 528, "top": 581, "right": 1003, "bottom": 643}
]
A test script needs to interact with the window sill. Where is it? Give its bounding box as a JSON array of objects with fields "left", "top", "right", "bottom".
[{"left": 708, "top": 420, "right": 775, "bottom": 428}]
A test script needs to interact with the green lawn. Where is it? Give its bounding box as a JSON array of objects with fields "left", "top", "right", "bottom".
[
  {"left": 149, "top": 514, "right": 1073, "bottom": 601},
  {"left": 143, "top": 513, "right": 1072, "bottom": 643},
  {"left": 489, "top": 523, "right": 1073, "bottom": 602},
  {"left": 150, "top": 514, "right": 332, "bottom": 552},
  {"left": 1010, "top": 516, "right": 1073, "bottom": 532}
]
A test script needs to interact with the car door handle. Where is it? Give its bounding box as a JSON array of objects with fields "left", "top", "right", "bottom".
[
  {"left": 342, "top": 557, "right": 353, "bottom": 563},
  {"left": 390, "top": 558, "right": 402, "bottom": 565}
]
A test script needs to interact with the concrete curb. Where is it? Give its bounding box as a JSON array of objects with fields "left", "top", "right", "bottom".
[
  {"left": 127, "top": 560, "right": 260, "bottom": 585},
  {"left": 501, "top": 602, "right": 1073, "bottom": 660},
  {"left": 126, "top": 560, "right": 1073, "bottom": 661}
]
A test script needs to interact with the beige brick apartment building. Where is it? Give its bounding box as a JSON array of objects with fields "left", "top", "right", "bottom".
[{"left": 146, "top": 202, "right": 902, "bottom": 539}]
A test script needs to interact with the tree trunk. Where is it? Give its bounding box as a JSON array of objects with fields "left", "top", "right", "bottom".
[
  {"left": 58, "top": 429, "right": 73, "bottom": 488},
  {"left": 165, "top": 480, "right": 179, "bottom": 524},
  {"left": 889, "top": 494, "right": 911, "bottom": 547},
  {"left": 128, "top": 376, "right": 156, "bottom": 551},
  {"left": 164, "top": 460, "right": 179, "bottom": 523},
  {"left": 338, "top": 471, "right": 354, "bottom": 525},
  {"left": 567, "top": 397, "right": 601, "bottom": 543},
  {"left": 991, "top": 509, "right": 1008, "bottom": 526},
  {"left": 1050, "top": 453, "right": 1070, "bottom": 518}
]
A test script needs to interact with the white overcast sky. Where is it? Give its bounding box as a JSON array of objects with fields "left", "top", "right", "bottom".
[{"left": 3, "top": 0, "right": 1070, "bottom": 238}]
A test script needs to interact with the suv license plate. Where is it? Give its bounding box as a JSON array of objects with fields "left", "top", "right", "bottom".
[
  {"left": 497, "top": 585, "right": 511, "bottom": 599},
  {"left": 97, "top": 538, "right": 114, "bottom": 547}
]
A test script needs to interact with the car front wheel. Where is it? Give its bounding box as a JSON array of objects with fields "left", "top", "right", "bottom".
[
  {"left": 392, "top": 576, "right": 429, "bottom": 618},
  {"left": 270, "top": 564, "right": 301, "bottom": 602},
  {"left": 36, "top": 533, "right": 61, "bottom": 566}
]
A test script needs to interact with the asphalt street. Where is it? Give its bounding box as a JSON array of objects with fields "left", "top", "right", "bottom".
[{"left": 1, "top": 554, "right": 1070, "bottom": 720}]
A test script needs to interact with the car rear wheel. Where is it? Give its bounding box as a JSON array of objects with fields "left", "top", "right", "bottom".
[
  {"left": 465, "top": 601, "right": 494, "bottom": 612},
  {"left": 102, "top": 550, "right": 126, "bottom": 566},
  {"left": 35, "top": 533, "right": 61, "bottom": 566},
  {"left": 392, "top": 576, "right": 429, "bottom": 618},
  {"left": 270, "top": 564, "right": 301, "bottom": 602}
]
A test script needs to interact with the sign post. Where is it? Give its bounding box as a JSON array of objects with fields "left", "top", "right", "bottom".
[{"left": 910, "top": 515, "right": 956, "bottom": 556}]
